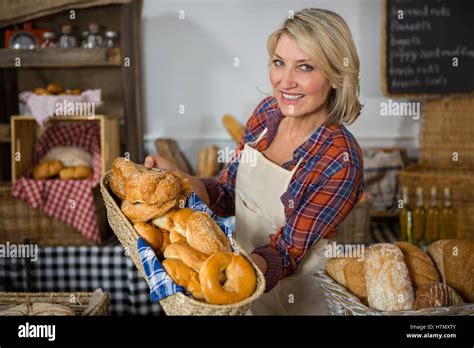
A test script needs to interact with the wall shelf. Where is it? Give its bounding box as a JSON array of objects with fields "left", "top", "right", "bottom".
[{"left": 0, "top": 48, "right": 121, "bottom": 68}]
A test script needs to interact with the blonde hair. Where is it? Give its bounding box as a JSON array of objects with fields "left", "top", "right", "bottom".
[{"left": 267, "top": 8, "right": 362, "bottom": 125}]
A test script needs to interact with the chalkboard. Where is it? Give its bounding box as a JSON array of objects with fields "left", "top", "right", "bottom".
[{"left": 382, "top": 0, "right": 474, "bottom": 97}]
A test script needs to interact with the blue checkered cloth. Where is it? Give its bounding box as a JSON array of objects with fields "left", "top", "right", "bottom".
[{"left": 137, "top": 192, "right": 236, "bottom": 302}]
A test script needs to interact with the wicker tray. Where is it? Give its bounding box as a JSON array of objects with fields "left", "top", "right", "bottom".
[
  {"left": 0, "top": 182, "right": 109, "bottom": 246},
  {"left": 0, "top": 289, "right": 110, "bottom": 316},
  {"left": 316, "top": 270, "right": 474, "bottom": 316},
  {"left": 100, "top": 170, "right": 265, "bottom": 315}
]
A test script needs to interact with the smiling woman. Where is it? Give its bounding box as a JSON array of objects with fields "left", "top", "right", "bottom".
[{"left": 145, "top": 8, "right": 365, "bottom": 316}]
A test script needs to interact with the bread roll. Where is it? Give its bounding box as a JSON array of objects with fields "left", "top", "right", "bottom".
[
  {"left": 170, "top": 230, "right": 187, "bottom": 243},
  {"left": 59, "top": 166, "right": 92, "bottom": 180},
  {"left": 158, "top": 230, "right": 171, "bottom": 256},
  {"left": 46, "top": 83, "right": 64, "bottom": 94},
  {"left": 343, "top": 258, "right": 367, "bottom": 303},
  {"left": 121, "top": 199, "right": 176, "bottom": 223},
  {"left": 32, "top": 160, "right": 64, "bottom": 180},
  {"left": 171, "top": 208, "right": 194, "bottom": 236},
  {"left": 199, "top": 252, "right": 257, "bottom": 305},
  {"left": 133, "top": 222, "right": 163, "bottom": 251},
  {"left": 185, "top": 211, "right": 231, "bottom": 255},
  {"left": 443, "top": 239, "right": 474, "bottom": 303},
  {"left": 394, "top": 241, "right": 440, "bottom": 290},
  {"left": 163, "top": 242, "right": 208, "bottom": 272},
  {"left": 110, "top": 158, "right": 144, "bottom": 199},
  {"left": 152, "top": 210, "right": 175, "bottom": 231},
  {"left": 124, "top": 171, "right": 181, "bottom": 205},
  {"left": 413, "top": 282, "right": 464, "bottom": 310},
  {"left": 162, "top": 259, "right": 204, "bottom": 300},
  {"left": 364, "top": 244, "right": 414, "bottom": 311},
  {"left": 325, "top": 258, "right": 351, "bottom": 287},
  {"left": 427, "top": 239, "right": 452, "bottom": 284},
  {"left": 41, "top": 146, "right": 92, "bottom": 168}
]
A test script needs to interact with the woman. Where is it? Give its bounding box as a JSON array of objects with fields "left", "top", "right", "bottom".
[{"left": 145, "top": 8, "right": 364, "bottom": 315}]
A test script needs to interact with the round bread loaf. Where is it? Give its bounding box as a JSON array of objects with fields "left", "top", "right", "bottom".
[{"left": 413, "top": 282, "right": 464, "bottom": 310}]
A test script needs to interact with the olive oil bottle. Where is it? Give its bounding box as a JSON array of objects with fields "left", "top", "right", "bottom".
[
  {"left": 439, "top": 187, "right": 457, "bottom": 239},
  {"left": 425, "top": 187, "right": 440, "bottom": 244},
  {"left": 412, "top": 187, "right": 425, "bottom": 246},
  {"left": 399, "top": 186, "right": 412, "bottom": 243}
]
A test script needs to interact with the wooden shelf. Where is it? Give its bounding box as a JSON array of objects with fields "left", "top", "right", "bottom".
[{"left": 0, "top": 48, "right": 121, "bottom": 68}]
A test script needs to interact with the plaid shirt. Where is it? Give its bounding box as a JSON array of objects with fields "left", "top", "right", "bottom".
[{"left": 201, "top": 96, "right": 364, "bottom": 291}]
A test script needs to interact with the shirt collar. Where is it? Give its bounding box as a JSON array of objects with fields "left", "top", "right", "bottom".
[{"left": 266, "top": 105, "right": 336, "bottom": 164}]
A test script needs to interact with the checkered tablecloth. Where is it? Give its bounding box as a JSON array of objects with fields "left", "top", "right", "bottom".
[{"left": 0, "top": 246, "right": 162, "bottom": 315}]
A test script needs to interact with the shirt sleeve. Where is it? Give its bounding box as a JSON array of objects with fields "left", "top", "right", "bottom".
[
  {"left": 253, "top": 164, "right": 364, "bottom": 292},
  {"left": 200, "top": 97, "right": 271, "bottom": 217}
]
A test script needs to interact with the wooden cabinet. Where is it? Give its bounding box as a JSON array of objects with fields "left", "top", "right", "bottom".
[{"left": 0, "top": 1, "right": 144, "bottom": 181}]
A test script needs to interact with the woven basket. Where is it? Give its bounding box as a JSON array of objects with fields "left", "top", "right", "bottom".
[
  {"left": 398, "top": 164, "right": 474, "bottom": 239},
  {"left": 0, "top": 289, "right": 110, "bottom": 316},
  {"left": 316, "top": 270, "right": 474, "bottom": 316},
  {"left": 420, "top": 98, "right": 474, "bottom": 168},
  {"left": 336, "top": 199, "right": 372, "bottom": 244},
  {"left": 0, "top": 182, "right": 109, "bottom": 246},
  {"left": 100, "top": 170, "right": 266, "bottom": 315}
]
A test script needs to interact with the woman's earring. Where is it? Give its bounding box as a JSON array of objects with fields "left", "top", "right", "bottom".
[{"left": 332, "top": 84, "right": 337, "bottom": 89}]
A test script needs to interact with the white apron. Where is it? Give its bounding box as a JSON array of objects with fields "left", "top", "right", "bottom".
[{"left": 235, "top": 127, "right": 329, "bottom": 315}]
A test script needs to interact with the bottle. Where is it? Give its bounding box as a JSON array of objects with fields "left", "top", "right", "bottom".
[
  {"left": 425, "top": 187, "right": 440, "bottom": 244},
  {"left": 412, "top": 187, "right": 426, "bottom": 246},
  {"left": 104, "top": 30, "right": 119, "bottom": 48},
  {"left": 85, "top": 23, "right": 103, "bottom": 48},
  {"left": 399, "top": 186, "right": 412, "bottom": 243},
  {"left": 80, "top": 31, "right": 89, "bottom": 48},
  {"left": 41, "top": 32, "right": 57, "bottom": 48},
  {"left": 439, "top": 187, "right": 457, "bottom": 239},
  {"left": 59, "top": 25, "right": 77, "bottom": 48}
]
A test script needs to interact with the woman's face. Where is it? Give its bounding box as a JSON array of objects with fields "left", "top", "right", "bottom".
[{"left": 269, "top": 33, "right": 333, "bottom": 118}]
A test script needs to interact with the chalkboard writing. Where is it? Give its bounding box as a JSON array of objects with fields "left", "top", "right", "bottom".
[{"left": 384, "top": 0, "right": 474, "bottom": 96}]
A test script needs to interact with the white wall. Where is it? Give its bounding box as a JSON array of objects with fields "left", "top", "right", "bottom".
[{"left": 141, "top": 0, "right": 419, "bottom": 171}]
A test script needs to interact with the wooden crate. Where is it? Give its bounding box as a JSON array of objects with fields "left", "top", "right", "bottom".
[
  {"left": 398, "top": 164, "right": 474, "bottom": 239},
  {"left": 10, "top": 115, "right": 120, "bottom": 183},
  {"left": 420, "top": 98, "right": 474, "bottom": 168}
]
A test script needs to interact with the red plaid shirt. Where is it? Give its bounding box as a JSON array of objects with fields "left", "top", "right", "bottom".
[{"left": 201, "top": 96, "right": 364, "bottom": 291}]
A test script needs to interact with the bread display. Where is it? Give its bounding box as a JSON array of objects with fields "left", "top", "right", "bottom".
[
  {"left": 32, "top": 160, "right": 64, "bottom": 180},
  {"left": 413, "top": 282, "right": 464, "bottom": 310},
  {"left": 364, "top": 244, "right": 414, "bottom": 311},
  {"left": 108, "top": 157, "right": 257, "bottom": 305},
  {"left": 394, "top": 241, "right": 440, "bottom": 290},
  {"left": 443, "top": 239, "right": 474, "bottom": 303},
  {"left": 324, "top": 240, "right": 473, "bottom": 313}
]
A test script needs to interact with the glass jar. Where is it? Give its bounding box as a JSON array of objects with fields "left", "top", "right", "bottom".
[
  {"left": 80, "top": 31, "right": 89, "bottom": 48},
  {"left": 104, "top": 30, "right": 119, "bottom": 48},
  {"left": 41, "top": 32, "right": 57, "bottom": 49},
  {"left": 59, "top": 25, "right": 77, "bottom": 48},
  {"left": 85, "top": 23, "right": 103, "bottom": 48}
]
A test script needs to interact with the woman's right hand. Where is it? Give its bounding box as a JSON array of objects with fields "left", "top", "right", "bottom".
[{"left": 144, "top": 154, "right": 177, "bottom": 172}]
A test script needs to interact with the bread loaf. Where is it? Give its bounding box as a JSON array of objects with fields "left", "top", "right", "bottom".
[
  {"left": 343, "top": 258, "right": 367, "bottom": 303},
  {"left": 59, "top": 166, "right": 92, "bottom": 180},
  {"left": 41, "top": 146, "right": 92, "bottom": 168},
  {"left": 413, "top": 282, "right": 464, "bottom": 310},
  {"left": 443, "top": 239, "right": 474, "bottom": 303},
  {"left": 325, "top": 258, "right": 351, "bottom": 287},
  {"left": 364, "top": 244, "right": 414, "bottom": 311},
  {"left": 427, "top": 239, "right": 451, "bottom": 284},
  {"left": 32, "top": 160, "right": 64, "bottom": 180},
  {"left": 394, "top": 241, "right": 440, "bottom": 290},
  {"left": 185, "top": 211, "right": 232, "bottom": 255}
]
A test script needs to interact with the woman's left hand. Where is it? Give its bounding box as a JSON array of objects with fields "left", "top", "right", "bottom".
[{"left": 250, "top": 253, "right": 267, "bottom": 274}]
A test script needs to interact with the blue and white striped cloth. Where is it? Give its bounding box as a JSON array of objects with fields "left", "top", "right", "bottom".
[{"left": 137, "top": 192, "right": 236, "bottom": 302}]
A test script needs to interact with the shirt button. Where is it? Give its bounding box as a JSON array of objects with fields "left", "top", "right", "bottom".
[{"left": 295, "top": 153, "right": 300, "bottom": 158}]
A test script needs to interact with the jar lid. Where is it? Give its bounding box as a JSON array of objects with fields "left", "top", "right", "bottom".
[
  {"left": 105, "top": 31, "right": 119, "bottom": 38},
  {"left": 42, "top": 31, "right": 56, "bottom": 39}
]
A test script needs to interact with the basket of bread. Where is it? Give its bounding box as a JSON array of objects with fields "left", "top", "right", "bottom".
[
  {"left": 316, "top": 240, "right": 474, "bottom": 315},
  {"left": 100, "top": 158, "right": 265, "bottom": 315}
]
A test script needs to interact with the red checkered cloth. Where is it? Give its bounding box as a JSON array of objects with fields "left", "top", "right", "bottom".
[{"left": 11, "top": 122, "right": 103, "bottom": 243}]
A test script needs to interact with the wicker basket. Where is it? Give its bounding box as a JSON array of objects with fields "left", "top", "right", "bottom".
[
  {"left": 0, "top": 182, "right": 109, "bottom": 246},
  {"left": 420, "top": 98, "right": 474, "bottom": 168},
  {"left": 100, "top": 170, "right": 266, "bottom": 315},
  {"left": 336, "top": 199, "right": 372, "bottom": 244},
  {"left": 398, "top": 164, "right": 474, "bottom": 239},
  {"left": 316, "top": 270, "right": 474, "bottom": 316},
  {"left": 0, "top": 289, "right": 110, "bottom": 316}
]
